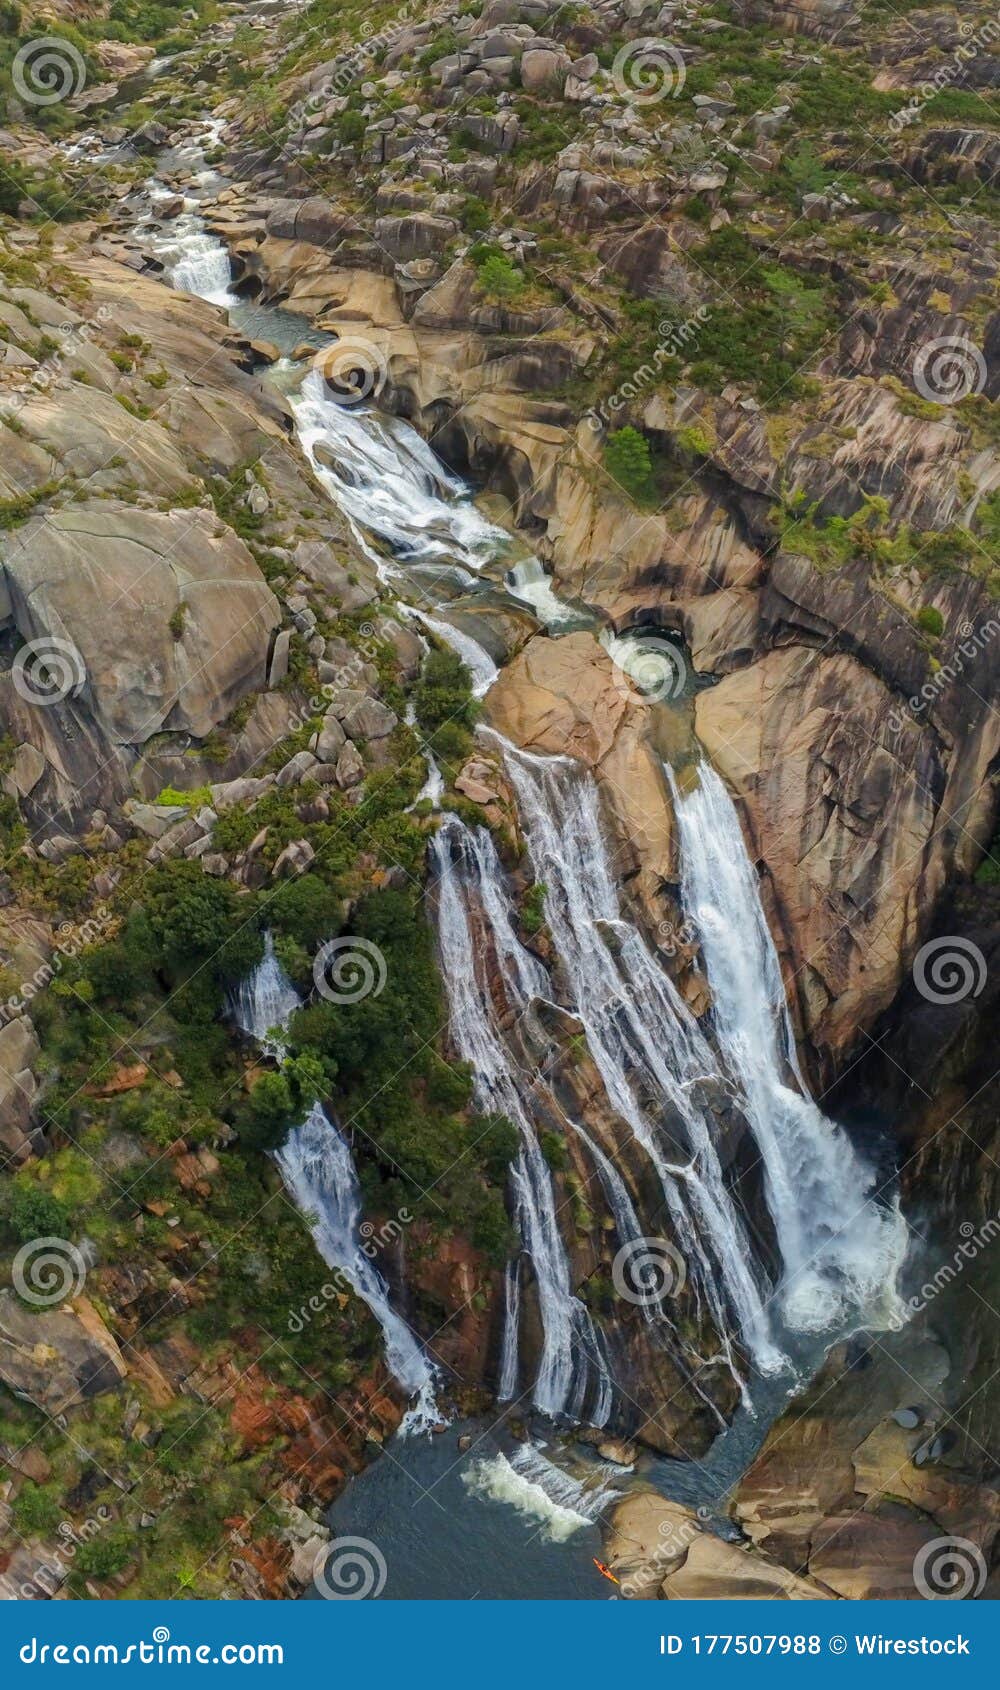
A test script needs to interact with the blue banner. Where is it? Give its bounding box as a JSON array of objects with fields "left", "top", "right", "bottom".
[{"left": 4, "top": 1600, "right": 997, "bottom": 1686}]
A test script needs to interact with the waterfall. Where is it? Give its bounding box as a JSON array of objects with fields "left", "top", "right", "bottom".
[
  {"left": 291, "top": 370, "right": 506, "bottom": 572},
  {"left": 138, "top": 189, "right": 235, "bottom": 305},
  {"left": 276, "top": 1107, "right": 440, "bottom": 1432},
  {"left": 430, "top": 815, "right": 613, "bottom": 1425},
  {"left": 462, "top": 1443, "right": 623, "bottom": 1541},
  {"left": 403, "top": 607, "right": 499, "bottom": 700},
  {"left": 670, "top": 762, "right": 908, "bottom": 1332},
  {"left": 136, "top": 122, "right": 236, "bottom": 307},
  {"left": 497, "top": 1262, "right": 520, "bottom": 1403},
  {"left": 232, "top": 937, "right": 440, "bottom": 1431},
  {"left": 135, "top": 114, "right": 905, "bottom": 1419},
  {"left": 169, "top": 230, "right": 235, "bottom": 306},
  {"left": 229, "top": 932, "right": 300, "bottom": 1055},
  {"left": 493, "top": 734, "right": 784, "bottom": 1381}
]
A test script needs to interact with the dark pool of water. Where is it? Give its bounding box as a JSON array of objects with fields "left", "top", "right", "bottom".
[
  {"left": 324, "top": 1417, "right": 617, "bottom": 1601},
  {"left": 323, "top": 1327, "right": 849, "bottom": 1602},
  {"left": 229, "top": 296, "right": 332, "bottom": 360}
]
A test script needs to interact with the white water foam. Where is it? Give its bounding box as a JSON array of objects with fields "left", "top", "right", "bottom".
[
  {"left": 462, "top": 1444, "right": 620, "bottom": 1542},
  {"left": 431, "top": 816, "right": 613, "bottom": 1425},
  {"left": 493, "top": 734, "right": 782, "bottom": 1385},
  {"left": 136, "top": 121, "right": 236, "bottom": 306},
  {"left": 232, "top": 937, "right": 440, "bottom": 1432},
  {"left": 291, "top": 369, "right": 505, "bottom": 571},
  {"left": 670, "top": 762, "right": 908, "bottom": 1333}
]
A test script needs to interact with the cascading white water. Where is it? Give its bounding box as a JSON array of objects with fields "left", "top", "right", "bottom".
[
  {"left": 276, "top": 1105, "right": 440, "bottom": 1431},
  {"left": 134, "top": 113, "right": 907, "bottom": 1419},
  {"left": 229, "top": 932, "right": 301, "bottom": 1055},
  {"left": 462, "top": 1443, "right": 623, "bottom": 1541},
  {"left": 403, "top": 607, "right": 499, "bottom": 700},
  {"left": 497, "top": 1262, "right": 521, "bottom": 1403},
  {"left": 232, "top": 937, "right": 440, "bottom": 1430},
  {"left": 492, "top": 733, "right": 783, "bottom": 1382},
  {"left": 670, "top": 763, "right": 908, "bottom": 1332},
  {"left": 291, "top": 370, "right": 506, "bottom": 572},
  {"left": 136, "top": 122, "right": 236, "bottom": 307},
  {"left": 138, "top": 192, "right": 235, "bottom": 305},
  {"left": 431, "top": 815, "right": 612, "bottom": 1425},
  {"left": 169, "top": 228, "right": 235, "bottom": 305},
  {"left": 504, "top": 558, "right": 582, "bottom": 633}
]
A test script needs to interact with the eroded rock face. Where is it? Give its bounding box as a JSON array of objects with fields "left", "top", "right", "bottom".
[
  {"left": 0, "top": 1014, "right": 41, "bottom": 1165},
  {"left": 0, "top": 1291, "right": 127, "bottom": 1416},
  {"left": 485, "top": 630, "right": 676, "bottom": 924},
  {"left": 4, "top": 502, "right": 280, "bottom": 746},
  {"left": 604, "top": 1489, "right": 834, "bottom": 1600},
  {"left": 197, "top": 208, "right": 997, "bottom": 1081},
  {"left": 734, "top": 1330, "right": 1000, "bottom": 1599},
  {"left": 662, "top": 1534, "right": 833, "bottom": 1600}
]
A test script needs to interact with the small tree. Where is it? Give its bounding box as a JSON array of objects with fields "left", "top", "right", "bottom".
[
  {"left": 478, "top": 253, "right": 525, "bottom": 303},
  {"left": 231, "top": 23, "right": 262, "bottom": 74},
  {"left": 604, "top": 427, "right": 653, "bottom": 500},
  {"left": 414, "top": 648, "right": 475, "bottom": 734},
  {"left": 4, "top": 1184, "right": 71, "bottom": 1246}
]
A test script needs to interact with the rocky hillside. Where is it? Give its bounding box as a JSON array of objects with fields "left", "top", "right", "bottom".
[
  {"left": 177, "top": 0, "right": 1000, "bottom": 1080},
  {"left": 0, "top": 0, "right": 997, "bottom": 1602}
]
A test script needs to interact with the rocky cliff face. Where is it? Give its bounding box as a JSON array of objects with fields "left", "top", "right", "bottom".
[{"left": 141, "top": 0, "right": 1000, "bottom": 1083}]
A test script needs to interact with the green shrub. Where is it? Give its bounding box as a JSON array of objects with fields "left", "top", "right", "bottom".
[
  {"left": 11, "top": 1483, "right": 63, "bottom": 1537},
  {"left": 153, "top": 784, "right": 210, "bottom": 810},
  {"left": 917, "top": 605, "right": 944, "bottom": 637},
  {"left": 414, "top": 649, "right": 476, "bottom": 737},
  {"left": 71, "top": 1528, "right": 133, "bottom": 1586},
  {"left": 461, "top": 195, "right": 492, "bottom": 233},
  {"left": 234, "top": 1053, "right": 325, "bottom": 1152},
  {"left": 2, "top": 1183, "right": 72, "bottom": 1246},
  {"left": 521, "top": 882, "right": 547, "bottom": 934},
  {"left": 540, "top": 1129, "right": 568, "bottom": 1172},
  {"left": 337, "top": 109, "right": 366, "bottom": 145},
  {"left": 604, "top": 427, "right": 652, "bottom": 499},
  {"left": 476, "top": 252, "right": 525, "bottom": 303}
]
